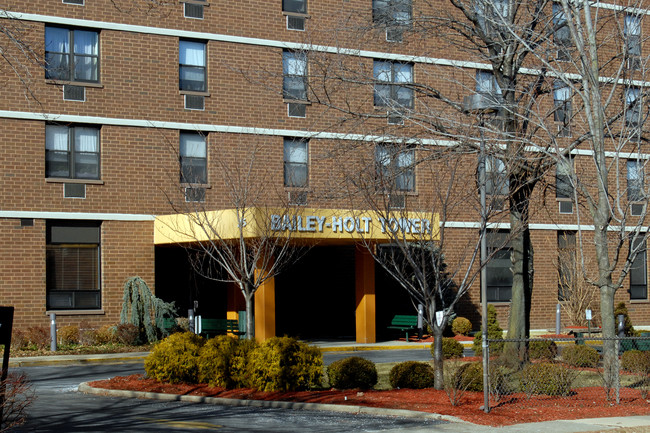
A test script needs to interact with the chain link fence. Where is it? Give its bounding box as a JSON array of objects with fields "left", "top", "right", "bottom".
[{"left": 443, "top": 336, "right": 650, "bottom": 412}]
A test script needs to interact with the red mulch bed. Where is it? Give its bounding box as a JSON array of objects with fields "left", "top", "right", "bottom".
[{"left": 89, "top": 374, "right": 650, "bottom": 426}]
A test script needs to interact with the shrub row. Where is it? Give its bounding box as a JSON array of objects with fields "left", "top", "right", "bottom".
[
  {"left": 11, "top": 323, "right": 145, "bottom": 351},
  {"left": 144, "top": 334, "right": 323, "bottom": 392}
]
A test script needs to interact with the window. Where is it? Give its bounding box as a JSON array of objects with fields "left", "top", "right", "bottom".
[
  {"left": 45, "top": 27, "right": 99, "bottom": 83},
  {"left": 476, "top": 70, "right": 501, "bottom": 96},
  {"left": 283, "top": 51, "right": 307, "bottom": 101},
  {"left": 628, "top": 159, "right": 644, "bottom": 202},
  {"left": 373, "top": 0, "right": 411, "bottom": 41},
  {"left": 284, "top": 138, "right": 308, "bottom": 187},
  {"left": 625, "top": 14, "right": 641, "bottom": 69},
  {"left": 179, "top": 40, "right": 207, "bottom": 92},
  {"left": 180, "top": 132, "right": 207, "bottom": 184},
  {"left": 46, "top": 221, "right": 101, "bottom": 310},
  {"left": 45, "top": 124, "right": 100, "bottom": 180},
  {"left": 558, "top": 231, "right": 576, "bottom": 300},
  {"left": 486, "top": 230, "right": 512, "bottom": 302},
  {"left": 283, "top": 0, "right": 306, "bottom": 14},
  {"left": 554, "top": 80, "right": 571, "bottom": 136},
  {"left": 475, "top": 0, "right": 508, "bottom": 35},
  {"left": 373, "top": 61, "right": 413, "bottom": 108},
  {"left": 486, "top": 155, "right": 507, "bottom": 196},
  {"left": 553, "top": 3, "right": 571, "bottom": 60},
  {"left": 626, "top": 87, "right": 642, "bottom": 135},
  {"left": 556, "top": 156, "right": 573, "bottom": 199},
  {"left": 630, "top": 236, "right": 647, "bottom": 300},
  {"left": 375, "top": 144, "right": 415, "bottom": 191}
]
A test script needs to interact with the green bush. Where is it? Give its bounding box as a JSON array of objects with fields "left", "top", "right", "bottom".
[
  {"left": 197, "top": 335, "right": 240, "bottom": 388},
  {"left": 472, "top": 305, "right": 503, "bottom": 356},
  {"left": 561, "top": 344, "right": 600, "bottom": 367},
  {"left": 451, "top": 317, "right": 472, "bottom": 336},
  {"left": 229, "top": 338, "right": 259, "bottom": 388},
  {"left": 327, "top": 356, "right": 378, "bottom": 390},
  {"left": 248, "top": 337, "right": 323, "bottom": 392},
  {"left": 519, "top": 362, "right": 574, "bottom": 396},
  {"left": 451, "top": 362, "right": 484, "bottom": 391},
  {"left": 116, "top": 323, "right": 140, "bottom": 346},
  {"left": 437, "top": 338, "right": 464, "bottom": 359},
  {"left": 144, "top": 332, "right": 205, "bottom": 384},
  {"left": 58, "top": 326, "right": 79, "bottom": 346},
  {"left": 389, "top": 361, "right": 435, "bottom": 389},
  {"left": 529, "top": 340, "right": 558, "bottom": 360},
  {"left": 621, "top": 350, "right": 650, "bottom": 373}
]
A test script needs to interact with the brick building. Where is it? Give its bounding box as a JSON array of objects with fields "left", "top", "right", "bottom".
[{"left": 1, "top": 0, "right": 649, "bottom": 342}]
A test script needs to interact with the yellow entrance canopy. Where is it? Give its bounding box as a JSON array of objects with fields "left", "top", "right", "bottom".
[{"left": 154, "top": 207, "right": 440, "bottom": 245}]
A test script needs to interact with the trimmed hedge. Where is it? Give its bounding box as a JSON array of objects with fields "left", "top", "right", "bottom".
[
  {"left": 144, "top": 332, "right": 205, "bottom": 384},
  {"left": 248, "top": 337, "right": 323, "bottom": 392},
  {"left": 561, "top": 345, "right": 599, "bottom": 368},
  {"left": 197, "top": 335, "right": 256, "bottom": 388},
  {"left": 438, "top": 338, "right": 464, "bottom": 359},
  {"left": 519, "top": 362, "right": 574, "bottom": 396},
  {"left": 389, "top": 361, "right": 435, "bottom": 389},
  {"left": 451, "top": 317, "right": 472, "bottom": 336},
  {"left": 327, "top": 356, "right": 378, "bottom": 390},
  {"left": 529, "top": 340, "right": 558, "bottom": 360}
]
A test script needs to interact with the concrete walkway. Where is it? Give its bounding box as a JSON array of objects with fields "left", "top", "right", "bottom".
[{"left": 9, "top": 340, "right": 650, "bottom": 432}]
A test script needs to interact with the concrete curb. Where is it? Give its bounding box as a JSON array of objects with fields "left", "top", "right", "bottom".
[{"left": 77, "top": 382, "right": 468, "bottom": 424}]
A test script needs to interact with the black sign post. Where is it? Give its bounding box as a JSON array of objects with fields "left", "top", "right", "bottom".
[{"left": 0, "top": 306, "right": 14, "bottom": 430}]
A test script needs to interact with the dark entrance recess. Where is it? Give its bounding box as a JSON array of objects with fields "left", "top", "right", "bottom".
[
  {"left": 275, "top": 246, "right": 356, "bottom": 340},
  {"left": 155, "top": 246, "right": 227, "bottom": 319},
  {"left": 375, "top": 264, "right": 418, "bottom": 340}
]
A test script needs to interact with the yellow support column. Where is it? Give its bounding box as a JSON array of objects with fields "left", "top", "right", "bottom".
[
  {"left": 355, "top": 247, "right": 376, "bottom": 343},
  {"left": 254, "top": 275, "right": 276, "bottom": 341}
]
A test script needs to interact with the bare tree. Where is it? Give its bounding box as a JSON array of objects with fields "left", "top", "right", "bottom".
[{"left": 157, "top": 142, "right": 308, "bottom": 339}]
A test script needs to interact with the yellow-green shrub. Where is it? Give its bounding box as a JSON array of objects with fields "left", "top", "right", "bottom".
[
  {"left": 451, "top": 362, "right": 484, "bottom": 391},
  {"left": 621, "top": 350, "right": 650, "bottom": 373},
  {"left": 144, "top": 332, "right": 205, "bottom": 384},
  {"left": 519, "top": 362, "right": 574, "bottom": 396},
  {"left": 389, "top": 361, "right": 435, "bottom": 389},
  {"left": 451, "top": 317, "right": 472, "bottom": 336},
  {"left": 327, "top": 356, "right": 378, "bottom": 389},
  {"left": 529, "top": 340, "right": 558, "bottom": 360},
  {"left": 95, "top": 325, "right": 117, "bottom": 344},
  {"left": 247, "top": 337, "right": 323, "bottom": 392},
  {"left": 438, "top": 337, "right": 464, "bottom": 359},
  {"left": 561, "top": 345, "right": 599, "bottom": 367},
  {"left": 197, "top": 336, "right": 257, "bottom": 388}
]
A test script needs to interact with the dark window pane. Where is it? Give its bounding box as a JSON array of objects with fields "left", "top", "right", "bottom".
[
  {"left": 45, "top": 53, "right": 70, "bottom": 80},
  {"left": 283, "top": 0, "right": 306, "bottom": 13},
  {"left": 179, "top": 66, "right": 206, "bottom": 92}
]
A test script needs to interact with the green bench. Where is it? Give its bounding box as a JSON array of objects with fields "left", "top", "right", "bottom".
[
  {"left": 201, "top": 318, "right": 245, "bottom": 339},
  {"left": 620, "top": 333, "right": 650, "bottom": 352},
  {"left": 387, "top": 315, "right": 419, "bottom": 341}
]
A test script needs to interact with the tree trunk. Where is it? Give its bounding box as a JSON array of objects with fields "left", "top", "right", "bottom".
[
  {"left": 504, "top": 181, "right": 533, "bottom": 366},
  {"left": 432, "top": 326, "right": 444, "bottom": 390},
  {"left": 244, "top": 292, "right": 255, "bottom": 340}
]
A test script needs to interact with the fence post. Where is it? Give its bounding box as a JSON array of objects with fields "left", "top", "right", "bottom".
[{"left": 615, "top": 337, "right": 620, "bottom": 404}]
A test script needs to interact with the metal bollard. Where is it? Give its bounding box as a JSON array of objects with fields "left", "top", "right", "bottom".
[
  {"left": 188, "top": 309, "right": 195, "bottom": 333},
  {"left": 618, "top": 314, "right": 625, "bottom": 338},
  {"left": 556, "top": 304, "right": 561, "bottom": 335},
  {"left": 50, "top": 313, "right": 57, "bottom": 352}
]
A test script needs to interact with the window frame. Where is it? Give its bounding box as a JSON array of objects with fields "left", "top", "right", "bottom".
[
  {"left": 283, "top": 138, "right": 309, "bottom": 188},
  {"left": 45, "top": 124, "right": 101, "bottom": 180},
  {"left": 179, "top": 131, "right": 208, "bottom": 185},
  {"left": 373, "top": 60, "right": 414, "bottom": 108},
  {"left": 179, "top": 39, "right": 207, "bottom": 93},
  {"left": 282, "top": 50, "right": 308, "bottom": 101},
  {"left": 283, "top": 0, "right": 307, "bottom": 14},
  {"left": 375, "top": 144, "right": 415, "bottom": 192},
  {"left": 485, "top": 155, "right": 508, "bottom": 196},
  {"left": 45, "top": 26, "right": 100, "bottom": 83},
  {"left": 486, "top": 230, "right": 512, "bottom": 302},
  {"left": 372, "top": 0, "right": 412, "bottom": 27},
  {"left": 46, "top": 220, "right": 101, "bottom": 311},
  {"left": 630, "top": 235, "right": 648, "bottom": 300}
]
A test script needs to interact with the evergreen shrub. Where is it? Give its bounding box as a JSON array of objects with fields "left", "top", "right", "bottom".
[
  {"left": 248, "top": 337, "right": 323, "bottom": 392},
  {"left": 472, "top": 305, "right": 503, "bottom": 356},
  {"left": 437, "top": 337, "right": 464, "bottom": 359},
  {"left": 327, "top": 356, "right": 378, "bottom": 390},
  {"left": 621, "top": 350, "right": 650, "bottom": 373},
  {"left": 561, "top": 344, "right": 599, "bottom": 367},
  {"left": 197, "top": 335, "right": 257, "bottom": 388},
  {"left": 144, "top": 332, "right": 205, "bottom": 384},
  {"left": 389, "top": 361, "right": 435, "bottom": 389},
  {"left": 451, "top": 362, "right": 484, "bottom": 391},
  {"left": 529, "top": 340, "right": 558, "bottom": 360},
  {"left": 451, "top": 317, "right": 472, "bottom": 336},
  {"left": 519, "top": 362, "right": 574, "bottom": 396}
]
